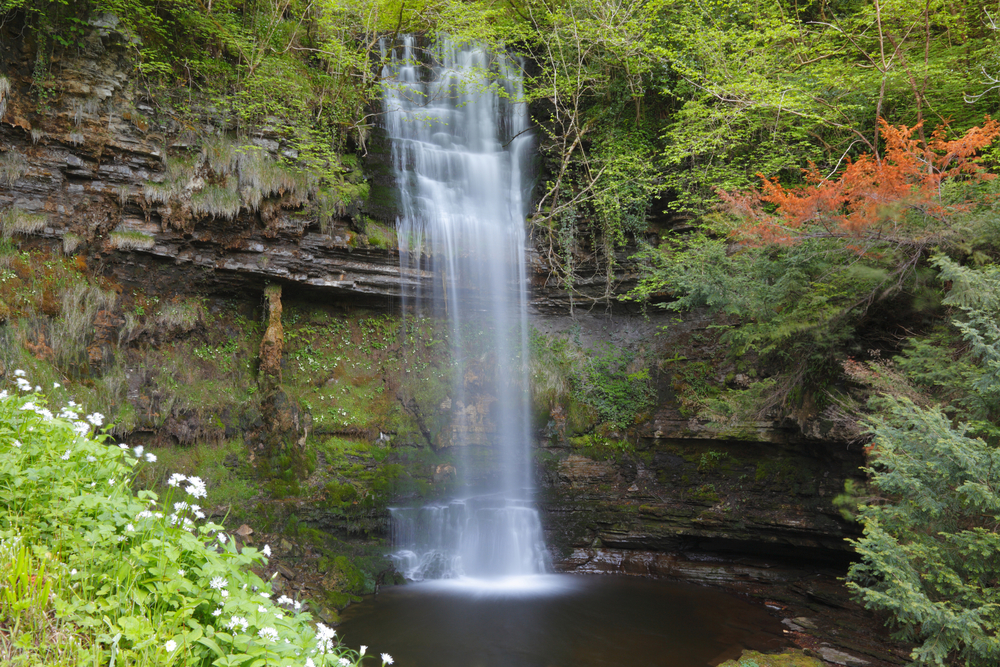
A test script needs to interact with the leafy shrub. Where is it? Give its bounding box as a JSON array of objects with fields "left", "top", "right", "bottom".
[
  {"left": 570, "top": 343, "right": 654, "bottom": 428},
  {"left": 0, "top": 375, "right": 393, "bottom": 667}
]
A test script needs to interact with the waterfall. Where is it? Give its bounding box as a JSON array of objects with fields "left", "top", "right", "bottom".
[{"left": 381, "top": 35, "right": 549, "bottom": 580}]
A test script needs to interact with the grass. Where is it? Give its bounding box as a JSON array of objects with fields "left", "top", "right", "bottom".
[
  {"left": 109, "top": 229, "right": 156, "bottom": 251},
  {"left": 0, "top": 208, "right": 47, "bottom": 239},
  {"left": 0, "top": 149, "right": 27, "bottom": 186},
  {"left": 62, "top": 233, "right": 82, "bottom": 255}
]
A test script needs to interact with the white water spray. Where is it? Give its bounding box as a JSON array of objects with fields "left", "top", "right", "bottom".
[{"left": 382, "top": 35, "right": 548, "bottom": 580}]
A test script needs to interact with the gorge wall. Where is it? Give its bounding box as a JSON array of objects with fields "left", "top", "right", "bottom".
[{"left": 1, "top": 16, "right": 865, "bottom": 593}]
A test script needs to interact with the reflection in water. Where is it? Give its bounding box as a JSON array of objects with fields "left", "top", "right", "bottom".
[{"left": 338, "top": 575, "right": 787, "bottom": 667}]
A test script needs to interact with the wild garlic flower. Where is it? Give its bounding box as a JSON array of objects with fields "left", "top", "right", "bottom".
[
  {"left": 86, "top": 412, "right": 104, "bottom": 426},
  {"left": 360, "top": 645, "right": 367, "bottom": 656},
  {"left": 14, "top": 369, "right": 25, "bottom": 377},
  {"left": 212, "top": 608, "right": 222, "bottom": 616},
  {"left": 60, "top": 450, "right": 71, "bottom": 460},
  {"left": 277, "top": 595, "right": 293, "bottom": 606},
  {"left": 227, "top": 616, "right": 249, "bottom": 632},
  {"left": 338, "top": 659, "right": 350, "bottom": 667},
  {"left": 133, "top": 445, "right": 144, "bottom": 456},
  {"left": 263, "top": 544, "right": 272, "bottom": 557},
  {"left": 209, "top": 576, "right": 228, "bottom": 590},
  {"left": 218, "top": 533, "right": 227, "bottom": 545},
  {"left": 382, "top": 653, "right": 394, "bottom": 665},
  {"left": 185, "top": 476, "right": 207, "bottom": 499},
  {"left": 167, "top": 473, "right": 187, "bottom": 487},
  {"left": 145, "top": 452, "right": 157, "bottom": 463},
  {"left": 258, "top": 627, "right": 279, "bottom": 643},
  {"left": 315, "top": 624, "right": 337, "bottom": 654},
  {"left": 118, "top": 444, "right": 128, "bottom": 450},
  {"left": 174, "top": 501, "right": 189, "bottom": 512},
  {"left": 258, "top": 604, "right": 268, "bottom": 613}
]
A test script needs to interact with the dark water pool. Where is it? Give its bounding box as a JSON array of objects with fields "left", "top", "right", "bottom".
[{"left": 337, "top": 574, "right": 787, "bottom": 667}]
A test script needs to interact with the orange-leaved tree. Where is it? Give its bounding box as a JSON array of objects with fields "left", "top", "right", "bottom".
[{"left": 719, "top": 118, "right": 1000, "bottom": 252}]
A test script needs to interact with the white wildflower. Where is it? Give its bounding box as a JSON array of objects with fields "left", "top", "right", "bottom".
[
  {"left": 118, "top": 444, "right": 128, "bottom": 450},
  {"left": 145, "top": 452, "right": 157, "bottom": 463},
  {"left": 218, "top": 533, "right": 227, "bottom": 545},
  {"left": 338, "top": 659, "right": 350, "bottom": 667},
  {"left": 167, "top": 473, "right": 186, "bottom": 487},
  {"left": 382, "top": 653, "right": 394, "bottom": 665},
  {"left": 220, "top": 589, "right": 229, "bottom": 598},
  {"left": 12, "top": 439, "right": 21, "bottom": 448},
  {"left": 137, "top": 510, "right": 153, "bottom": 520},
  {"left": 164, "top": 639, "right": 177, "bottom": 653},
  {"left": 262, "top": 544, "right": 271, "bottom": 557},
  {"left": 53, "top": 382, "right": 60, "bottom": 388},
  {"left": 260, "top": 592, "right": 270, "bottom": 599},
  {"left": 74, "top": 422, "right": 90, "bottom": 435},
  {"left": 316, "top": 623, "right": 337, "bottom": 654},
  {"left": 177, "top": 569, "right": 185, "bottom": 576},
  {"left": 195, "top": 510, "right": 205, "bottom": 519},
  {"left": 60, "top": 450, "right": 71, "bottom": 460},
  {"left": 14, "top": 369, "right": 25, "bottom": 377},
  {"left": 294, "top": 600, "right": 302, "bottom": 610},
  {"left": 258, "top": 604, "right": 268, "bottom": 613},
  {"left": 258, "top": 627, "right": 279, "bottom": 643},
  {"left": 126, "top": 523, "right": 134, "bottom": 532},
  {"left": 174, "top": 501, "right": 189, "bottom": 512},
  {"left": 86, "top": 455, "right": 96, "bottom": 462},
  {"left": 86, "top": 412, "right": 104, "bottom": 426},
  {"left": 133, "top": 445, "right": 144, "bottom": 456},
  {"left": 20, "top": 402, "right": 35, "bottom": 411},
  {"left": 209, "top": 576, "right": 227, "bottom": 590},
  {"left": 212, "top": 608, "right": 222, "bottom": 616},
  {"left": 277, "top": 595, "right": 293, "bottom": 606},
  {"left": 34, "top": 385, "right": 40, "bottom": 392},
  {"left": 185, "top": 476, "right": 207, "bottom": 499},
  {"left": 360, "top": 645, "right": 367, "bottom": 656},
  {"left": 227, "top": 616, "right": 249, "bottom": 632}
]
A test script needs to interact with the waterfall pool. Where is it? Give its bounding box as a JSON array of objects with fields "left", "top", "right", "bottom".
[{"left": 337, "top": 574, "right": 787, "bottom": 667}]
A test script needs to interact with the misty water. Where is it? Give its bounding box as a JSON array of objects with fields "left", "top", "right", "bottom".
[{"left": 383, "top": 35, "right": 545, "bottom": 579}]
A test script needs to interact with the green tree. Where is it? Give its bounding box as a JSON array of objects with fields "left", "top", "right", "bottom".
[{"left": 848, "top": 258, "right": 1000, "bottom": 666}]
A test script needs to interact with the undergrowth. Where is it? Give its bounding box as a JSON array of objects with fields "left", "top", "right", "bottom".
[{"left": 0, "top": 375, "right": 394, "bottom": 667}]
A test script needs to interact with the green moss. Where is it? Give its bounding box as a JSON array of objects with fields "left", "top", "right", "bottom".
[{"left": 717, "top": 650, "right": 824, "bottom": 667}]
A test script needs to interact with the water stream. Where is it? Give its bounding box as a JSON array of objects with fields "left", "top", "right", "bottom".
[{"left": 382, "top": 35, "right": 547, "bottom": 581}]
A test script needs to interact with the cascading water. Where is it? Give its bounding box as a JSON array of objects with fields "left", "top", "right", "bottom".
[{"left": 381, "top": 35, "right": 549, "bottom": 580}]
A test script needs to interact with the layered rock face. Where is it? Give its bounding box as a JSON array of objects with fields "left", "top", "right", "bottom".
[{"left": 530, "top": 313, "right": 865, "bottom": 572}]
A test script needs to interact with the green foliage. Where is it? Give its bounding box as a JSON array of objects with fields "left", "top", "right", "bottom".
[
  {"left": 848, "top": 397, "right": 1000, "bottom": 666},
  {"left": 847, "top": 259, "right": 1000, "bottom": 666},
  {"left": 0, "top": 380, "right": 374, "bottom": 667},
  {"left": 570, "top": 342, "right": 654, "bottom": 429}
]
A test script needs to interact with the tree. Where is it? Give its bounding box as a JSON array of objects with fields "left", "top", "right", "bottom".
[{"left": 848, "top": 256, "right": 1000, "bottom": 666}]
